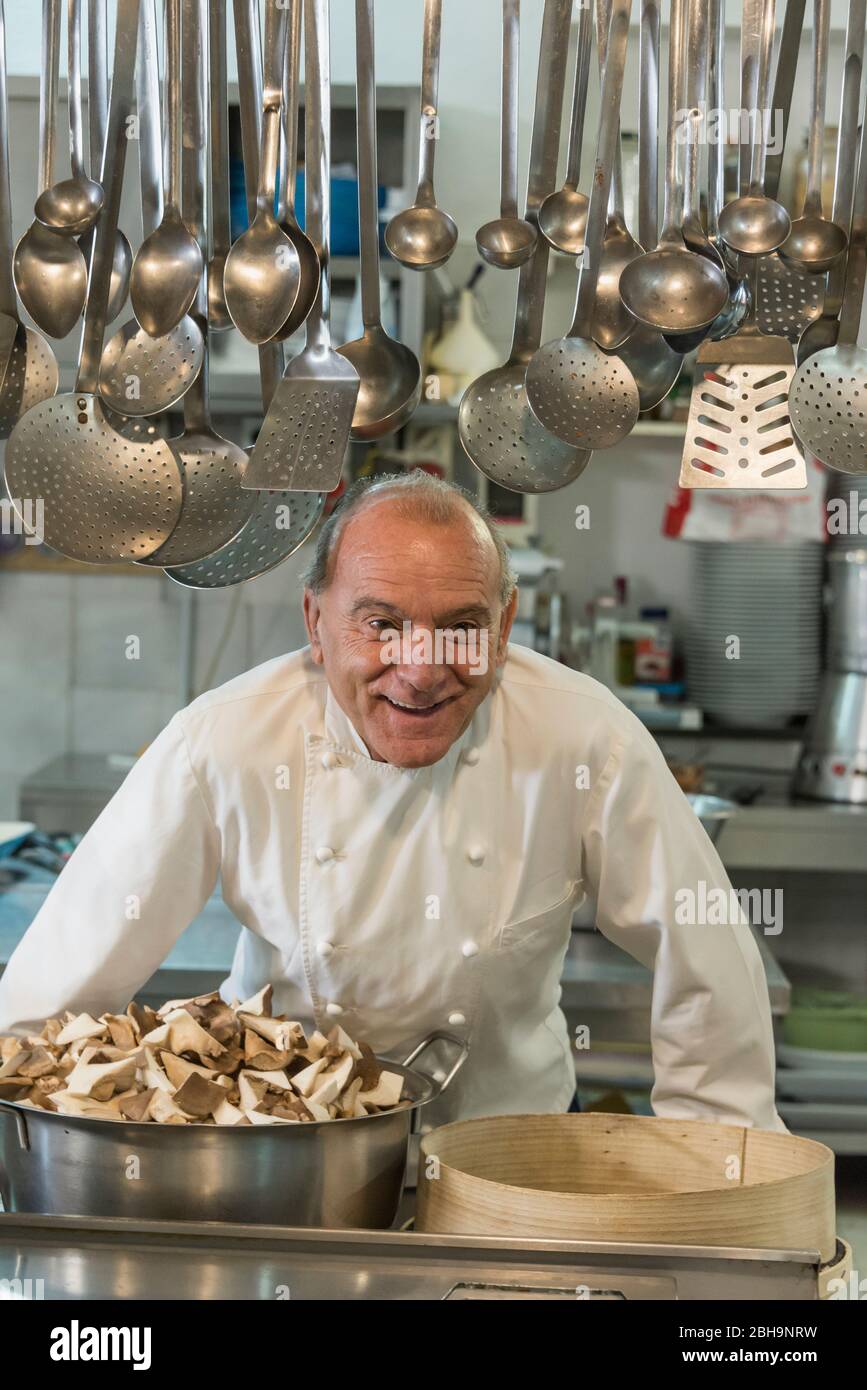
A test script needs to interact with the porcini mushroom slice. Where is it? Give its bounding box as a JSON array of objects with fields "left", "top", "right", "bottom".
[
  {"left": 238, "top": 1071, "right": 269, "bottom": 1111},
  {"left": 65, "top": 1054, "right": 139, "bottom": 1099},
  {"left": 358, "top": 1070, "right": 404, "bottom": 1109},
  {"left": 291, "top": 1057, "right": 328, "bottom": 1096},
  {"left": 159, "top": 1051, "right": 228, "bottom": 1090},
  {"left": 244, "top": 1067, "right": 292, "bottom": 1090},
  {"left": 148, "top": 1089, "right": 194, "bottom": 1124},
  {"left": 0, "top": 1036, "right": 23, "bottom": 1063},
  {"left": 141, "top": 1047, "right": 176, "bottom": 1094},
  {"left": 245, "top": 1107, "right": 296, "bottom": 1125},
  {"left": 242, "top": 1030, "right": 294, "bottom": 1071},
  {"left": 0, "top": 1077, "right": 31, "bottom": 1101},
  {"left": 15, "top": 1047, "right": 59, "bottom": 1079},
  {"left": 239, "top": 1014, "right": 306, "bottom": 1052},
  {"left": 156, "top": 991, "right": 221, "bottom": 1019},
  {"left": 127, "top": 1001, "right": 159, "bottom": 1037},
  {"left": 50, "top": 1090, "right": 125, "bottom": 1120},
  {"left": 118, "top": 1088, "right": 157, "bottom": 1122},
  {"left": 213, "top": 1097, "right": 249, "bottom": 1126},
  {"left": 102, "top": 1013, "right": 138, "bottom": 1052},
  {"left": 302, "top": 1031, "right": 329, "bottom": 1061},
  {"left": 172, "top": 1072, "right": 232, "bottom": 1119},
  {"left": 237, "top": 985, "right": 273, "bottom": 1017},
  {"left": 308, "top": 1053, "right": 355, "bottom": 1109},
  {"left": 55, "top": 1013, "right": 108, "bottom": 1047},
  {"left": 141, "top": 1008, "right": 226, "bottom": 1060},
  {"left": 326, "top": 1025, "right": 362, "bottom": 1061},
  {"left": 352, "top": 1040, "right": 382, "bottom": 1091}
]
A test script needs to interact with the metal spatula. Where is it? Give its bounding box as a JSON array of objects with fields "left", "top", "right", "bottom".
[{"left": 243, "top": 0, "right": 359, "bottom": 493}]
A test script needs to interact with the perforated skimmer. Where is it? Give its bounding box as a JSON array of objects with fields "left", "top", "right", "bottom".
[
  {"left": 3, "top": 0, "right": 183, "bottom": 563},
  {"left": 525, "top": 0, "right": 639, "bottom": 451},
  {"left": 458, "top": 0, "right": 588, "bottom": 493}
]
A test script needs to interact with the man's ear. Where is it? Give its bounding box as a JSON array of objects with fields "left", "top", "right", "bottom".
[
  {"left": 303, "top": 588, "right": 324, "bottom": 664},
  {"left": 496, "top": 586, "right": 518, "bottom": 666}
]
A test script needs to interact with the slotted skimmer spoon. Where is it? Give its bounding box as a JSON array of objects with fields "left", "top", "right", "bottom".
[
  {"left": 130, "top": 0, "right": 202, "bottom": 338},
  {"left": 789, "top": 100, "right": 867, "bottom": 475},
  {"left": 525, "top": 0, "right": 639, "bottom": 451},
  {"left": 385, "top": 0, "right": 457, "bottom": 271},
  {"left": 475, "top": 0, "right": 536, "bottom": 270},
  {"left": 459, "top": 0, "right": 589, "bottom": 492},
  {"left": 0, "top": 0, "right": 58, "bottom": 437},
  {"left": 537, "top": 0, "right": 591, "bottom": 257},
  {"left": 339, "top": 0, "right": 421, "bottom": 439},
  {"left": 796, "top": 0, "right": 866, "bottom": 365},
  {"left": 98, "top": 0, "right": 204, "bottom": 417},
  {"left": 13, "top": 0, "right": 87, "bottom": 338},
  {"left": 619, "top": 0, "right": 727, "bottom": 337},
  {"left": 270, "top": 0, "right": 321, "bottom": 341},
  {"left": 779, "top": 0, "right": 847, "bottom": 275},
  {"left": 224, "top": 0, "right": 300, "bottom": 343},
  {"left": 243, "top": 0, "right": 359, "bottom": 494},
  {"left": 4, "top": 0, "right": 183, "bottom": 564},
  {"left": 35, "top": 0, "right": 103, "bottom": 236}
]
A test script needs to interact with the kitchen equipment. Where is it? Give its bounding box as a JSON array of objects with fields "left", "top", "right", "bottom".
[
  {"left": 12, "top": 0, "right": 87, "bottom": 339},
  {"left": 825, "top": 547, "right": 867, "bottom": 672},
  {"left": 130, "top": 0, "right": 203, "bottom": 337},
  {"left": 590, "top": 0, "right": 642, "bottom": 352},
  {"left": 475, "top": 0, "right": 536, "bottom": 270},
  {"left": 788, "top": 89, "right": 867, "bottom": 475},
  {"left": 685, "top": 792, "right": 736, "bottom": 845},
  {"left": 4, "top": 0, "right": 183, "bottom": 565},
  {"left": 0, "top": 1033, "right": 467, "bottom": 1228},
  {"left": 698, "top": 0, "right": 749, "bottom": 343},
  {"left": 206, "top": 0, "right": 233, "bottom": 331},
  {"left": 338, "top": 0, "right": 421, "bottom": 439},
  {"left": 35, "top": 0, "right": 103, "bottom": 236},
  {"left": 385, "top": 0, "right": 457, "bottom": 271},
  {"left": 619, "top": 0, "right": 727, "bottom": 337},
  {"left": 0, "top": 0, "right": 57, "bottom": 438},
  {"left": 224, "top": 0, "right": 300, "bottom": 343},
  {"left": 138, "top": 0, "right": 252, "bottom": 568},
  {"left": 779, "top": 0, "right": 847, "bottom": 275},
  {"left": 525, "top": 0, "right": 639, "bottom": 451},
  {"left": 536, "top": 0, "right": 591, "bottom": 256},
  {"left": 242, "top": 0, "right": 359, "bottom": 493},
  {"left": 795, "top": 670, "right": 867, "bottom": 802},
  {"left": 79, "top": 0, "right": 132, "bottom": 325},
  {"left": 271, "top": 0, "right": 321, "bottom": 341},
  {"left": 417, "top": 1112, "right": 837, "bottom": 1262},
  {"left": 97, "top": 0, "right": 204, "bottom": 418},
  {"left": 797, "top": 0, "right": 867, "bottom": 364},
  {"left": 783, "top": 989, "right": 867, "bottom": 1052},
  {"left": 717, "top": 0, "right": 791, "bottom": 257},
  {"left": 458, "top": 0, "right": 589, "bottom": 493},
  {"left": 676, "top": 0, "right": 724, "bottom": 279}
]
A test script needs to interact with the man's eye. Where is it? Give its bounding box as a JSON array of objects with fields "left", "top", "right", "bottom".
[{"left": 369, "top": 619, "right": 399, "bottom": 633}]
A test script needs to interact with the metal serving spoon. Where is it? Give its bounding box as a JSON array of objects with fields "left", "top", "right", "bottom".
[
  {"left": 537, "top": 0, "right": 591, "bottom": 256},
  {"left": 34, "top": 0, "right": 103, "bottom": 236},
  {"left": 270, "top": 0, "right": 320, "bottom": 341},
  {"left": 79, "top": 0, "right": 132, "bottom": 324},
  {"left": 206, "top": 0, "right": 233, "bottom": 331},
  {"left": 475, "top": 0, "right": 536, "bottom": 269}
]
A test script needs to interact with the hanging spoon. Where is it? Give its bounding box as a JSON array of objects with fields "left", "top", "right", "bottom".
[
  {"left": 206, "top": 0, "right": 233, "bottom": 331},
  {"left": 537, "top": 0, "right": 591, "bottom": 255},
  {"left": 270, "top": 0, "right": 320, "bottom": 340},
  {"left": 34, "top": 0, "right": 103, "bottom": 235},
  {"left": 475, "top": 0, "right": 536, "bottom": 269},
  {"left": 79, "top": 0, "right": 131, "bottom": 323}
]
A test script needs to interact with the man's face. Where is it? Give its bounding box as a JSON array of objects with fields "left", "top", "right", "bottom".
[{"left": 304, "top": 498, "right": 517, "bottom": 767}]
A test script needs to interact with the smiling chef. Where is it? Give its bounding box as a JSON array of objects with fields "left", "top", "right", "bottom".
[{"left": 0, "top": 471, "right": 784, "bottom": 1131}]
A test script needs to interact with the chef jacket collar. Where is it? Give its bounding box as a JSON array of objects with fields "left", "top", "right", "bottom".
[{"left": 322, "top": 675, "right": 495, "bottom": 778}]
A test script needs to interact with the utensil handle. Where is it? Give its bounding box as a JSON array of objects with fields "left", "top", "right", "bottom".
[
  {"left": 68, "top": 0, "right": 87, "bottom": 180},
  {"left": 838, "top": 92, "right": 867, "bottom": 345},
  {"left": 572, "top": 0, "right": 632, "bottom": 336},
  {"left": 825, "top": 0, "right": 866, "bottom": 312},
  {"left": 77, "top": 0, "right": 140, "bottom": 393},
  {"left": 661, "top": 0, "right": 685, "bottom": 235},
  {"left": 181, "top": 0, "right": 208, "bottom": 432},
  {"left": 355, "top": 0, "right": 382, "bottom": 328},
  {"left": 738, "top": 0, "right": 762, "bottom": 194},
  {"left": 87, "top": 0, "right": 108, "bottom": 177},
  {"left": 280, "top": 0, "right": 302, "bottom": 222},
  {"left": 304, "top": 0, "right": 333, "bottom": 351},
  {"left": 0, "top": 0, "right": 17, "bottom": 317},
  {"left": 258, "top": 0, "right": 287, "bottom": 216},
  {"left": 416, "top": 0, "right": 443, "bottom": 204},
  {"left": 803, "top": 0, "right": 830, "bottom": 213},
  {"left": 209, "top": 0, "right": 231, "bottom": 255},
  {"left": 508, "top": 0, "right": 571, "bottom": 360},
  {"left": 749, "top": 0, "right": 777, "bottom": 195},
  {"left": 233, "top": 0, "right": 285, "bottom": 410},
  {"left": 682, "top": 0, "right": 709, "bottom": 225},
  {"left": 500, "top": 0, "right": 520, "bottom": 220},
  {"left": 136, "top": 0, "right": 163, "bottom": 238},
  {"left": 564, "top": 1, "right": 593, "bottom": 194},
  {"left": 595, "top": 0, "right": 624, "bottom": 223},
  {"left": 638, "top": 0, "right": 660, "bottom": 249},
  {"left": 400, "top": 1030, "right": 469, "bottom": 1101},
  {"left": 764, "top": 0, "right": 805, "bottom": 200},
  {"left": 706, "top": 0, "right": 724, "bottom": 234},
  {"left": 39, "top": 0, "right": 62, "bottom": 195},
  {"left": 165, "top": 0, "right": 182, "bottom": 211}
]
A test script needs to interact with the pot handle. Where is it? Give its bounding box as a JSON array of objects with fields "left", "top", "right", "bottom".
[
  {"left": 401, "top": 1030, "right": 469, "bottom": 1099},
  {"left": 0, "top": 1101, "right": 30, "bottom": 1150}
]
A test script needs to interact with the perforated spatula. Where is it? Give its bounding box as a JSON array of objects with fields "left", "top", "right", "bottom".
[{"left": 243, "top": 0, "right": 359, "bottom": 492}]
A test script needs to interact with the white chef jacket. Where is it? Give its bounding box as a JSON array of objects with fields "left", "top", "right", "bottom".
[{"left": 0, "top": 645, "right": 784, "bottom": 1131}]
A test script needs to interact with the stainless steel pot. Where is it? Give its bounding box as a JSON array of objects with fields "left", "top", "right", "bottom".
[
  {"left": 826, "top": 548, "right": 867, "bottom": 675},
  {"left": 795, "top": 671, "right": 867, "bottom": 804},
  {"left": 0, "top": 1031, "right": 467, "bottom": 1229}
]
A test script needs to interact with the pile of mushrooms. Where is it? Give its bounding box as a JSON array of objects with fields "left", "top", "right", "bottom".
[{"left": 0, "top": 987, "right": 406, "bottom": 1125}]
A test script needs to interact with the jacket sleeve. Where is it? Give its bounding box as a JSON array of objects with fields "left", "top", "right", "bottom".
[
  {"left": 581, "top": 716, "right": 785, "bottom": 1133},
  {"left": 0, "top": 713, "right": 221, "bottom": 1035}
]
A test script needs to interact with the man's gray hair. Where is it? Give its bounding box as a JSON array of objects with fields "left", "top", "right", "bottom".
[{"left": 302, "top": 470, "right": 518, "bottom": 606}]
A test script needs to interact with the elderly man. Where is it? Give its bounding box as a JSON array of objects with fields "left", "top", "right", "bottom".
[{"left": 0, "top": 472, "right": 783, "bottom": 1130}]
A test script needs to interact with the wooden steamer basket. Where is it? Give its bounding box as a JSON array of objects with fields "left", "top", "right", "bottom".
[{"left": 417, "top": 1113, "right": 840, "bottom": 1268}]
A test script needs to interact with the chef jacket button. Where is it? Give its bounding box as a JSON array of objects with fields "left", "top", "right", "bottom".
[
  {"left": 467, "top": 845, "right": 485, "bottom": 865},
  {"left": 317, "top": 941, "right": 335, "bottom": 960},
  {"left": 320, "top": 751, "right": 340, "bottom": 770},
  {"left": 461, "top": 941, "right": 479, "bottom": 958},
  {"left": 463, "top": 748, "right": 480, "bottom": 766},
  {"left": 325, "top": 1001, "right": 344, "bottom": 1016},
  {"left": 315, "top": 846, "right": 335, "bottom": 864},
  {"left": 448, "top": 1011, "right": 466, "bottom": 1027}
]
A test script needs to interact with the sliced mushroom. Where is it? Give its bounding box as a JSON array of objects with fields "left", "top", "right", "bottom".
[
  {"left": 172, "top": 1072, "right": 233, "bottom": 1119},
  {"left": 290, "top": 1057, "right": 328, "bottom": 1097},
  {"left": 352, "top": 1040, "right": 382, "bottom": 1091},
  {"left": 308, "top": 1052, "right": 355, "bottom": 1109},
  {"left": 0, "top": 1076, "right": 30, "bottom": 1101},
  {"left": 159, "top": 1051, "right": 224, "bottom": 1090},
  {"left": 49, "top": 1090, "right": 125, "bottom": 1121},
  {"left": 0, "top": 1036, "right": 23, "bottom": 1064},
  {"left": 244, "top": 1067, "right": 292, "bottom": 1091},
  {"left": 156, "top": 990, "right": 221, "bottom": 1019},
  {"left": 238, "top": 1071, "right": 269, "bottom": 1111},
  {"left": 242, "top": 1029, "right": 294, "bottom": 1071},
  {"left": 102, "top": 1013, "right": 138, "bottom": 1052},
  {"left": 326, "top": 1025, "right": 362, "bottom": 1061},
  {"left": 195, "top": 1001, "right": 239, "bottom": 1044},
  {"left": 213, "top": 1096, "right": 249, "bottom": 1126},
  {"left": 302, "top": 1030, "right": 329, "bottom": 1061},
  {"left": 239, "top": 1014, "right": 306, "bottom": 1052},
  {"left": 55, "top": 1013, "right": 108, "bottom": 1047},
  {"left": 14, "top": 1047, "right": 59, "bottom": 1079},
  {"left": 140, "top": 1047, "right": 176, "bottom": 1094},
  {"left": 358, "top": 1070, "right": 404, "bottom": 1108},
  {"left": 141, "top": 1009, "right": 226, "bottom": 1061},
  {"left": 148, "top": 1089, "right": 194, "bottom": 1124},
  {"left": 127, "top": 1001, "right": 159, "bottom": 1037},
  {"left": 118, "top": 1088, "right": 157, "bottom": 1122},
  {"left": 65, "top": 1053, "right": 139, "bottom": 1100},
  {"left": 237, "top": 985, "right": 273, "bottom": 1018}
]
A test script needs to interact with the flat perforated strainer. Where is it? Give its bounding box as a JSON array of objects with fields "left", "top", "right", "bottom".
[
  {"left": 756, "top": 252, "right": 823, "bottom": 341},
  {"left": 525, "top": 0, "right": 639, "bottom": 451},
  {"left": 3, "top": 0, "right": 182, "bottom": 564}
]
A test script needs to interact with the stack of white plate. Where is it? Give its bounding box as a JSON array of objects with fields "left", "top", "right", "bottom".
[{"left": 686, "top": 542, "right": 824, "bottom": 729}]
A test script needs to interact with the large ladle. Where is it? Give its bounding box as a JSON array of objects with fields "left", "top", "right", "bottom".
[
  {"left": 619, "top": 0, "right": 728, "bottom": 336},
  {"left": 13, "top": 0, "right": 87, "bottom": 338},
  {"left": 717, "top": 0, "right": 790, "bottom": 256},
  {"left": 385, "top": 0, "right": 457, "bottom": 271},
  {"left": 80, "top": 0, "right": 132, "bottom": 324},
  {"left": 525, "top": 0, "right": 640, "bottom": 451},
  {"left": 779, "top": 0, "right": 847, "bottom": 275},
  {"left": 224, "top": 0, "right": 301, "bottom": 342},
  {"left": 34, "top": 0, "right": 103, "bottom": 236},
  {"left": 475, "top": 0, "right": 536, "bottom": 269},
  {"left": 270, "top": 0, "right": 320, "bottom": 340},
  {"left": 537, "top": 0, "right": 591, "bottom": 256},
  {"left": 338, "top": 0, "right": 421, "bottom": 439},
  {"left": 130, "top": 0, "right": 203, "bottom": 337}
]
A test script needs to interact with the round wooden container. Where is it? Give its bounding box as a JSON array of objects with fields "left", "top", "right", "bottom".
[{"left": 417, "top": 1113, "right": 836, "bottom": 1262}]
